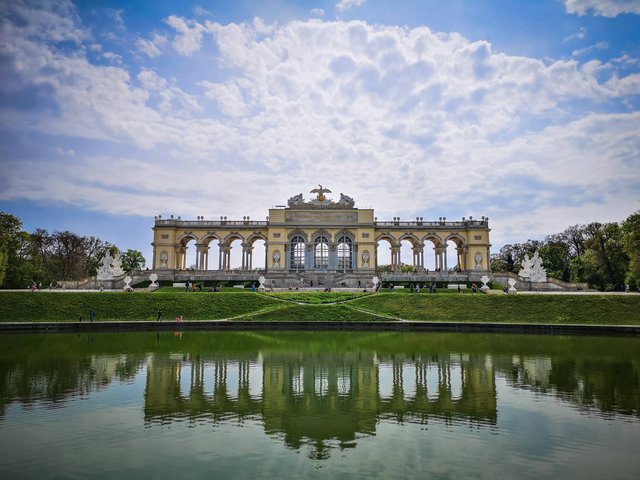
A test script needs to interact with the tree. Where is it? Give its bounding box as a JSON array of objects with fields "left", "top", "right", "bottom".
[
  {"left": 578, "top": 222, "right": 629, "bottom": 291},
  {"left": 0, "top": 212, "right": 24, "bottom": 286},
  {"left": 121, "top": 249, "right": 146, "bottom": 272},
  {"left": 539, "top": 241, "right": 571, "bottom": 282},
  {"left": 30, "top": 229, "right": 112, "bottom": 282},
  {"left": 622, "top": 211, "right": 640, "bottom": 290}
]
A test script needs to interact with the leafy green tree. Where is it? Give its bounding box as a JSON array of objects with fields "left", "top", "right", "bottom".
[
  {"left": 121, "top": 249, "right": 146, "bottom": 272},
  {"left": 580, "top": 222, "right": 629, "bottom": 291},
  {"left": 539, "top": 242, "right": 571, "bottom": 282},
  {"left": 0, "top": 212, "right": 24, "bottom": 286},
  {"left": 622, "top": 211, "right": 640, "bottom": 290}
]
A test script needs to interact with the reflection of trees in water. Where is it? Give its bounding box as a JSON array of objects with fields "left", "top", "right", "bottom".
[
  {"left": 498, "top": 355, "right": 640, "bottom": 416},
  {"left": 0, "top": 349, "right": 145, "bottom": 417}
]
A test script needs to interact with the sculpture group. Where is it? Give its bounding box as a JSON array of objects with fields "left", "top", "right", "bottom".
[{"left": 287, "top": 186, "right": 355, "bottom": 209}]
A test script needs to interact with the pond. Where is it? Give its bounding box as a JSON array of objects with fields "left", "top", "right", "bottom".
[{"left": 1, "top": 330, "right": 639, "bottom": 479}]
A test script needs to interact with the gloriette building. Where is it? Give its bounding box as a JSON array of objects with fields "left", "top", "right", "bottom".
[{"left": 151, "top": 186, "right": 491, "bottom": 287}]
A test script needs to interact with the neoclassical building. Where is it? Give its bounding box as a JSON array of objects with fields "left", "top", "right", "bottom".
[{"left": 151, "top": 186, "right": 491, "bottom": 285}]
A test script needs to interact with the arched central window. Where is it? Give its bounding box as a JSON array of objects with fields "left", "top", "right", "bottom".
[
  {"left": 337, "top": 235, "right": 353, "bottom": 271},
  {"left": 290, "top": 235, "right": 305, "bottom": 271},
  {"left": 314, "top": 235, "right": 329, "bottom": 269}
]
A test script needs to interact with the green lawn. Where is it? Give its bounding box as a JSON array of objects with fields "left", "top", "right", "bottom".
[{"left": 1, "top": 290, "right": 639, "bottom": 325}]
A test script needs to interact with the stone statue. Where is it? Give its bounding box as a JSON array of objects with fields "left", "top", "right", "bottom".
[
  {"left": 310, "top": 184, "right": 331, "bottom": 202},
  {"left": 287, "top": 193, "right": 304, "bottom": 207},
  {"left": 96, "top": 252, "right": 113, "bottom": 280},
  {"left": 160, "top": 252, "right": 168, "bottom": 269},
  {"left": 520, "top": 250, "right": 547, "bottom": 283},
  {"left": 96, "top": 251, "right": 125, "bottom": 280},
  {"left": 338, "top": 193, "right": 355, "bottom": 208},
  {"left": 474, "top": 252, "right": 483, "bottom": 269},
  {"left": 362, "top": 251, "right": 370, "bottom": 268},
  {"left": 272, "top": 251, "right": 281, "bottom": 268},
  {"left": 111, "top": 253, "right": 125, "bottom": 276}
]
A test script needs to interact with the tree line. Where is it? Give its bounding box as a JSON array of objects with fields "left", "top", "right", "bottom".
[
  {"left": 490, "top": 211, "right": 640, "bottom": 291},
  {"left": 0, "top": 212, "right": 146, "bottom": 288}
]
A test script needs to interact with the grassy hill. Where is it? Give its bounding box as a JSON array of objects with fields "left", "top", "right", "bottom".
[{"left": 0, "top": 290, "right": 639, "bottom": 325}]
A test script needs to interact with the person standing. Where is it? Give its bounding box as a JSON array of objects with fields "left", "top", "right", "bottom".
[
  {"left": 89, "top": 309, "right": 95, "bottom": 322},
  {"left": 157, "top": 308, "right": 163, "bottom": 322},
  {"left": 185, "top": 280, "right": 190, "bottom": 292}
]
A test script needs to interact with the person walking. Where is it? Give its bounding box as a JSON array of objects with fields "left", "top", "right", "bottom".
[
  {"left": 157, "top": 308, "right": 163, "bottom": 322},
  {"left": 89, "top": 309, "right": 95, "bottom": 322}
]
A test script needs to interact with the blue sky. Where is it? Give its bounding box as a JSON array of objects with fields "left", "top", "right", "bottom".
[{"left": 1, "top": 0, "right": 639, "bottom": 267}]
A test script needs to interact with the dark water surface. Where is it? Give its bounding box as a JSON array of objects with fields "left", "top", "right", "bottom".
[{"left": 1, "top": 330, "right": 639, "bottom": 479}]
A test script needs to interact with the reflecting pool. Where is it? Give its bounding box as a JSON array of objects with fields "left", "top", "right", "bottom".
[{"left": 1, "top": 331, "right": 639, "bottom": 479}]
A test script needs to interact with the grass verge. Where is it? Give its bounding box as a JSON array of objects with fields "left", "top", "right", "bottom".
[{"left": 1, "top": 291, "right": 639, "bottom": 325}]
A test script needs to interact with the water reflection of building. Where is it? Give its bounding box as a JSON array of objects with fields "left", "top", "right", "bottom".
[{"left": 143, "top": 352, "right": 496, "bottom": 457}]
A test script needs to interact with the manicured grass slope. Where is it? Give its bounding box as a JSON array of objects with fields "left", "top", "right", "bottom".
[
  {"left": 0, "top": 291, "right": 279, "bottom": 322},
  {"left": 1, "top": 291, "right": 639, "bottom": 324},
  {"left": 351, "top": 293, "right": 640, "bottom": 324}
]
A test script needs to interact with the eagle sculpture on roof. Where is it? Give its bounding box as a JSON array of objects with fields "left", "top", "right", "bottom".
[{"left": 310, "top": 184, "right": 331, "bottom": 202}]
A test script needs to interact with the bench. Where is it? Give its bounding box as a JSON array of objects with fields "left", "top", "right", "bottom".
[
  {"left": 173, "top": 283, "right": 186, "bottom": 287},
  {"left": 447, "top": 284, "right": 466, "bottom": 289}
]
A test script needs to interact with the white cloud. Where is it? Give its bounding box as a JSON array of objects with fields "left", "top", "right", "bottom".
[
  {"left": 563, "top": 27, "right": 587, "bottom": 42},
  {"left": 166, "top": 15, "right": 206, "bottom": 56},
  {"left": 102, "top": 51, "right": 122, "bottom": 64},
  {"left": 336, "top": 0, "right": 366, "bottom": 13},
  {"left": 105, "top": 8, "right": 125, "bottom": 30},
  {"left": 564, "top": 0, "right": 640, "bottom": 17},
  {"left": 572, "top": 41, "right": 608, "bottom": 56},
  {"left": 135, "top": 34, "right": 167, "bottom": 58},
  {"left": 0, "top": 6, "right": 638, "bottom": 248},
  {"left": 310, "top": 8, "right": 325, "bottom": 17},
  {"left": 193, "top": 5, "right": 212, "bottom": 17}
]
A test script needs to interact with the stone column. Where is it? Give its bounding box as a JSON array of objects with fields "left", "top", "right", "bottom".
[
  {"left": 443, "top": 245, "right": 448, "bottom": 271},
  {"left": 221, "top": 246, "right": 231, "bottom": 271},
  {"left": 175, "top": 246, "right": 183, "bottom": 270},
  {"left": 391, "top": 245, "right": 401, "bottom": 272},
  {"left": 203, "top": 245, "right": 209, "bottom": 271},
  {"left": 305, "top": 243, "right": 314, "bottom": 270},
  {"left": 413, "top": 245, "right": 424, "bottom": 270},
  {"left": 195, "top": 244, "right": 204, "bottom": 270},
  {"left": 329, "top": 243, "right": 338, "bottom": 270},
  {"left": 241, "top": 243, "right": 247, "bottom": 270}
]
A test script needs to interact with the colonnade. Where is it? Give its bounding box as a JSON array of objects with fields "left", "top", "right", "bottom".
[
  {"left": 175, "top": 239, "right": 264, "bottom": 271},
  {"left": 382, "top": 241, "right": 469, "bottom": 272}
]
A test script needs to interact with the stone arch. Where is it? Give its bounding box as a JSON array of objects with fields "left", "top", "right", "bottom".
[
  {"left": 421, "top": 234, "right": 444, "bottom": 272},
  {"left": 311, "top": 229, "right": 332, "bottom": 242},
  {"left": 199, "top": 234, "right": 221, "bottom": 271},
  {"left": 398, "top": 233, "right": 421, "bottom": 246},
  {"left": 313, "top": 232, "right": 330, "bottom": 269},
  {"left": 334, "top": 229, "right": 356, "bottom": 241},
  {"left": 375, "top": 233, "right": 399, "bottom": 272},
  {"left": 288, "top": 229, "right": 308, "bottom": 242},
  {"left": 289, "top": 233, "right": 306, "bottom": 271},
  {"left": 176, "top": 233, "right": 199, "bottom": 270},
  {"left": 219, "top": 233, "right": 245, "bottom": 270},
  {"left": 444, "top": 234, "right": 468, "bottom": 271},
  {"left": 336, "top": 232, "right": 355, "bottom": 271},
  {"left": 375, "top": 233, "right": 399, "bottom": 245},
  {"left": 399, "top": 234, "right": 421, "bottom": 272},
  {"left": 246, "top": 233, "right": 267, "bottom": 270}
]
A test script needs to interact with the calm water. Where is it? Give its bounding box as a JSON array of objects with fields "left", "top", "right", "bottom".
[{"left": 0, "top": 330, "right": 639, "bottom": 479}]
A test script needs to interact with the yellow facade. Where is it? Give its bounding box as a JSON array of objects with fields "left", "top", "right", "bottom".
[{"left": 151, "top": 189, "right": 491, "bottom": 277}]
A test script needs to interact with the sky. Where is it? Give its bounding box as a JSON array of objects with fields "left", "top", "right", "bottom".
[{"left": 1, "top": 0, "right": 639, "bottom": 268}]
